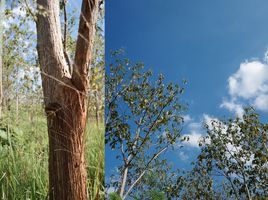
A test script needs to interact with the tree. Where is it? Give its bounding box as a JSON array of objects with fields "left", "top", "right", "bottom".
[
  {"left": 105, "top": 53, "right": 186, "bottom": 199},
  {"left": 0, "top": 0, "right": 4, "bottom": 119},
  {"left": 36, "top": 0, "right": 100, "bottom": 199},
  {"left": 177, "top": 164, "right": 223, "bottom": 200},
  {"left": 88, "top": 26, "right": 105, "bottom": 125},
  {"left": 183, "top": 108, "right": 268, "bottom": 200},
  {"left": 2, "top": 4, "right": 40, "bottom": 122}
]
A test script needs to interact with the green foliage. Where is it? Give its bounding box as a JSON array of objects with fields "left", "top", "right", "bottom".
[
  {"left": 105, "top": 52, "right": 186, "bottom": 199},
  {"left": 0, "top": 107, "right": 104, "bottom": 199},
  {"left": 3, "top": 3, "right": 42, "bottom": 114},
  {"left": 88, "top": 9, "right": 105, "bottom": 124},
  {"left": 182, "top": 108, "right": 268, "bottom": 199},
  {"left": 0, "top": 122, "right": 23, "bottom": 146},
  {"left": 88, "top": 64, "right": 105, "bottom": 124},
  {"left": 109, "top": 192, "right": 122, "bottom": 200},
  {"left": 177, "top": 166, "right": 219, "bottom": 200},
  {"left": 1, "top": 2, "right": 105, "bottom": 199},
  {"left": 86, "top": 123, "right": 105, "bottom": 200},
  {"left": 148, "top": 190, "right": 166, "bottom": 200},
  {"left": 0, "top": 108, "right": 48, "bottom": 199}
]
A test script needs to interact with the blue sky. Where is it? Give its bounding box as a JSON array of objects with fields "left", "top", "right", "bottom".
[{"left": 106, "top": 0, "right": 268, "bottom": 184}]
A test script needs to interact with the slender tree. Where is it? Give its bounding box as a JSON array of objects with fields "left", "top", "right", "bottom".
[
  {"left": 0, "top": 0, "right": 4, "bottom": 119},
  {"left": 36, "top": 0, "right": 100, "bottom": 199},
  {"left": 106, "top": 54, "right": 186, "bottom": 199}
]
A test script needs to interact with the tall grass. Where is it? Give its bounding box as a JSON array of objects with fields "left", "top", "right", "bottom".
[
  {"left": 0, "top": 108, "right": 104, "bottom": 199},
  {"left": 86, "top": 123, "right": 105, "bottom": 200}
]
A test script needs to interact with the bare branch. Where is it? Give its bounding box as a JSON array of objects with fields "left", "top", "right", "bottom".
[{"left": 123, "top": 146, "right": 168, "bottom": 199}]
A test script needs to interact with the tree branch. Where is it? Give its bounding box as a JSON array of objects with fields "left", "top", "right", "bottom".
[
  {"left": 36, "top": 0, "right": 71, "bottom": 106},
  {"left": 23, "top": 0, "right": 36, "bottom": 22},
  {"left": 122, "top": 146, "right": 168, "bottom": 199},
  {"left": 127, "top": 100, "right": 172, "bottom": 165},
  {"left": 72, "top": 0, "right": 99, "bottom": 92},
  {"left": 62, "top": 0, "right": 67, "bottom": 52}
]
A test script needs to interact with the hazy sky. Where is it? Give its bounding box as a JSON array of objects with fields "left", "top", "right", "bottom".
[{"left": 106, "top": 0, "right": 268, "bottom": 175}]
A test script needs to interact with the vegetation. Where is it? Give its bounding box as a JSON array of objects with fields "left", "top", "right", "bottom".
[
  {"left": 0, "top": 0, "right": 104, "bottom": 199},
  {"left": 105, "top": 53, "right": 186, "bottom": 199},
  {"left": 0, "top": 107, "right": 104, "bottom": 199},
  {"left": 179, "top": 108, "right": 268, "bottom": 199},
  {"left": 105, "top": 54, "right": 268, "bottom": 200}
]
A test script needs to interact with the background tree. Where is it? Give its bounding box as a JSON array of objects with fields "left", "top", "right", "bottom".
[
  {"left": 35, "top": 0, "right": 100, "bottom": 199},
  {"left": 105, "top": 52, "right": 186, "bottom": 199},
  {"left": 88, "top": 24, "right": 104, "bottom": 125},
  {"left": 0, "top": 0, "right": 4, "bottom": 119},
  {"left": 2, "top": 3, "right": 40, "bottom": 122},
  {"left": 181, "top": 108, "right": 268, "bottom": 200}
]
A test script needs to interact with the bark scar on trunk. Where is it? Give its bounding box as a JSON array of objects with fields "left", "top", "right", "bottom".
[{"left": 45, "top": 102, "right": 62, "bottom": 117}]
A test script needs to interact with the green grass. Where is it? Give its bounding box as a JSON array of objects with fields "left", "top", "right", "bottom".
[
  {"left": 86, "top": 123, "right": 105, "bottom": 200},
  {"left": 0, "top": 108, "right": 104, "bottom": 199}
]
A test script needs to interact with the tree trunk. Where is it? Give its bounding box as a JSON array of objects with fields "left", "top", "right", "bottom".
[
  {"left": 119, "top": 165, "right": 129, "bottom": 198},
  {"left": 36, "top": 0, "right": 99, "bottom": 199}
]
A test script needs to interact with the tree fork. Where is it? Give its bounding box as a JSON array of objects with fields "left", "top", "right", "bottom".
[{"left": 36, "top": 0, "right": 99, "bottom": 199}]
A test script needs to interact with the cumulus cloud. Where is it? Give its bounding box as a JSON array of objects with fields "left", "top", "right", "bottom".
[
  {"left": 221, "top": 51, "right": 268, "bottom": 115},
  {"left": 228, "top": 61, "right": 268, "bottom": 98},
  {"left": 182, "top": 114, "right": 193, "bottom": 123},
  {"left": 220, "top": 99, "right": 244, "bottom": 118},
  {"left": 181, "top": 114, "right": 216, "bottom": 148},
  {"left": 203, "top": 114, "right": 218, "bottom": 128},
  {"left": 184, "top": 132, "right": 203, "bottom": 148},
  {"left": 181, "top": 120, "right": 202, "bottom": 148},
  {"left": 254, "top": 94, "right": 268, "bottom": 111}
]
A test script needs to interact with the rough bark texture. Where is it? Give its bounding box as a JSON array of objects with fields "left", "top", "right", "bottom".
[{"left": 36, "top": 0, "right": 99, "bottom": 199}]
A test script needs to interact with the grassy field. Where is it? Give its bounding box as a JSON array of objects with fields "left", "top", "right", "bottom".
[{"left": 0, "top": 107, "right": 104, "bottom": 199}]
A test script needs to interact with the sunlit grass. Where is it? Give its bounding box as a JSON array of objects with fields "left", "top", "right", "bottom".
[
  {"left": 86, "top": 123, "right": 105, "bottom": 200},
  {"left": 0, "top": 108, "right": 104, "bottom": 199}
]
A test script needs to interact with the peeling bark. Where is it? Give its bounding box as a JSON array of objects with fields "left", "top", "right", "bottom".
[{"left": 36, "top": 0, "right": 99, "bottom": 199}]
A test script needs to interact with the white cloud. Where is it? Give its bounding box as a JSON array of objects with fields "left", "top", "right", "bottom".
[
  {"left": 188, "top": 122, "right": 201, "bottom": 131},
  {"left": 184, "top": 131, "right": 203, "bottom": 148},
  {"left": 221, "top": 51, "right": 268, "bottom": 114},
  {"left": 203, "top": 114, "right": 218, "bottom": 127},
  {"left": 181, "top": 119, "right": 203, "bottom": 148},
  {"left": 254, "top": 94, "right": 268, "bottom": 111},
  {"left": 181, "top": 114, "right": 215, "bottom": 148},
  {"left": 220, "top": 99, "right": 244, "bottom": 118},
  {"left": 182, "top": 114, "right": 192, "bottom": 123},
  {"left": 228, "top": 61, "right": 268, "bottom": 99}
]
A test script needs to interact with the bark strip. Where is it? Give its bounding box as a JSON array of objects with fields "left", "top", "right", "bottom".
[{"left": 36, "top": 0, "right": 99, "bottom": 199}]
